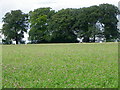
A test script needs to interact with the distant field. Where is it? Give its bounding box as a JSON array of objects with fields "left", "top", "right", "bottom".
[{"left": 2, "top": 43, "right": 118, "bottom": 88}]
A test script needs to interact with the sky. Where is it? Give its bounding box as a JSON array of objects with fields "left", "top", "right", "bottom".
[
  {"left": 0, "top": 0, "right": 120, "bottom": 29},
  {"left": 0, "top": 0, "right": 120, "bottom": 42}
]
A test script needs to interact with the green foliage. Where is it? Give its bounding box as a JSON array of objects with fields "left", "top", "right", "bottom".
[
  {"left": 99, "top": 4, "right": 120, "bottom": 41},
  {"left": 2, "top": 4, "right": 120, "bottom": 43},
  {"left": 72, "top": 4, "right": 120, "bottom": 42},
  {"left": 2, "top": 10, "right": 28, "bottom": 44},
  {"left": 29, "top": 8, "right": 55, "bottom": 43},
  {"left": 48, "top": 9, "right": 78, "bottom": 43},
  {"left": 2, "top": 39, "right": 12, "bottom": 44},
  {"left": 2, "top": 43, "right": 118, "bottom": 88},
  {"left": 70, "top": 6, "right": 100, "bottom": 42}
]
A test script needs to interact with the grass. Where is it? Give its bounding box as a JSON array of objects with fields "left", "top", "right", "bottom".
[
  {"left": 2, "top": 43, "right": 118, "bottom": 88},
  {"left": 0, "top": 45, "right": 2, "bottom": 89}
]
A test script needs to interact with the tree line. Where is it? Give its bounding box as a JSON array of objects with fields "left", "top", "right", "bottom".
[{"left": 1, "top": 3, "right": 120, "bottom": 44}]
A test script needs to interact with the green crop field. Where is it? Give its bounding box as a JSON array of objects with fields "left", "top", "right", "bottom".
[{"left": 2, "top": 43, "right": 118, "bottom": 88}]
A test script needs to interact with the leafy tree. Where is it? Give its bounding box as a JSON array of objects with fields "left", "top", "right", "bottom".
[
  {"left": 99, "top": 4, "right": 120, "bottom": 41},
  {"left": 29, "top": 7, "right": 55, "bottom": 43},
  {"left": 48, "top": 8, "right": 78, "bottom": 43},
  {"left": 27, "top": 4, "right": 119, "bottom": 43},
  {"left": 2, "top": 10, "right": 28, "bottom": 44},
  {"left": 72, "top": 4, "right": 120, "bottom": 42},
  {"left": 87, "top": 6, "right": 101, "bottom": 42},
  {"left": 72, "top": 7, "right": 100, "bottom": 42},
  {"left": 74, "top": 7, "right": 90, "bottom": 42}
]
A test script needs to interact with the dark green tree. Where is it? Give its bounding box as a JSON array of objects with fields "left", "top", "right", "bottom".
[
  {"left": 48, "top": 8, "right": 78, "bottom": 43},
  {"left": 2, "top": 10, "right": 28, "bottom": 44},
  {"left": 73, "top": 6, "right": 101, "bottom": 42},
  {"left": 28, "top": 4, "right": 120, "bottom": 43},
  {"left": 87, "top": 6, "right": 101, "bottom": 42},
  {"left": 29, "top": 7, "right": 55, "bottom": 43},
  {"left": 99, "top": 4, "right": 120, "bottom": 41},
  {"left": 73, "top": 7, "right": 90, "bottom": 42}
]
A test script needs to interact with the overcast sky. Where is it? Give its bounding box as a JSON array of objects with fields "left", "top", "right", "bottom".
[{"left": 0, "top": 0, "right": 120, "bottom": 29}]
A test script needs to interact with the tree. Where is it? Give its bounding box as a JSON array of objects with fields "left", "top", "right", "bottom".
[
  {"left": 86, "top": 6, "right": 101, "bottom": 42},
  {"left": 72, "top": 7, "right": 100, "bottom": 42},
  {"left": 72, "top": 4, "right": 120, "bottom": 42},
  {"left": 2, "top": 10, "right": 28, "bottom": 44},
  {"left": 27, "top": 4, "right": 120, "bottom": 43},
  {"left": 48, "top": 8, "right": 78, "bottom": 43},
  {"left": 99, "top": 4, "right": 120, "bottom": 41},
  {"left": 29, "top": 7, "right": 55, "bottom": 43},
  {"left": 73, "top": 7, "right": 91, "bottom": 42}
]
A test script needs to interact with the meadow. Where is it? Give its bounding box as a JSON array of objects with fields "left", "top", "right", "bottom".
[{"left": 2, "top": 43, "right": 118, "bottom": 88}]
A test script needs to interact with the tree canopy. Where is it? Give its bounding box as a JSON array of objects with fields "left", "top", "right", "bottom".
[
  {"left": 99, "top": 4, "right": 120, "bottom": 41},
  {"left": 2, "top": 10, "right": 28, "bottom": 44},
  {"left": 2, "top": 4, "right": 120, "bottom": 44},
  {"left": 48, "top": 8, "right": 78, "bottom": 43},
  {"left": 29, "top": 7, "right": 55, "bottom": 43}
]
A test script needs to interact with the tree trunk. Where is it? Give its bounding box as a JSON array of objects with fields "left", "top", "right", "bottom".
[
  {"left": 83, "top": 36, "right": 90, "bottom": 42},
  {"left": 15, "top": 35, "right": 18, "bottom": 44},
  {"left": 15, "top": 28, "right": 18, "bottom": 44},
  {"left": 86, "top": 37, "right": 90, "bottom": 42},
  {"left": 16, "top": 39, "right": 18, "bottom": 44},
  {"left": 93, "top": 34, "right": 95, "bottom": 42}
]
